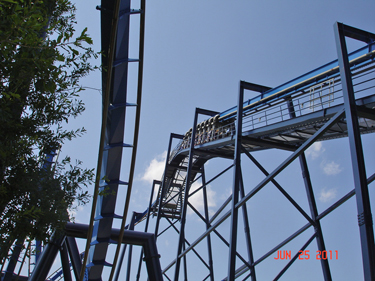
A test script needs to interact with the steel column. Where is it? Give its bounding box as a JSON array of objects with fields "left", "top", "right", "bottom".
[
  {"left": 183, "top": 243, "right": 188, "bottom": 281},
  {"left": 227, "top": 81, "right": 245, "bottom": 280},
  {"left": 28, "top": 233, "right": 64, "bottom": 281},
  {"left": 186, "top": 201, "right": 250, "bottom": 270},
  {"left": 174, "top": 108, "right": 217, "bottom": 281},
  {"left": 60, "top": 240, "right": 72, "bottom": 281},
  {"left": 334, "top": 22, "right": 375, "bottom": 281},
  {"left": 174, "top": 108, "right": 198, "bottom": 280},
  {"left": 125, "top": 213, "right": 137, "bottom": 281},
  {"left": 174, "top": 110, "right": 198, "bottom": 281},
  {"left": 136, "top": 180, "right": 161, "bottom": 281},
  {"left": 155, "top": 134, "right": 184, "bottom": 238},
  {"left": 299, "top": 153, "right": 332, "bottom": 280},
  {"left": 66, "top": 236, "right": 82, "bottom": 280},
  {"left": 2, "top": 237, "right": 25, "bottom": 281},
  {"left": 288, "top": 99, "right": 332, "bottom": 280},
  {"left": 201, "top": 166, "right": 214, "bottom": 281},
  {"left": 239, "top": 171, "right": 256, "bottom": 281}
]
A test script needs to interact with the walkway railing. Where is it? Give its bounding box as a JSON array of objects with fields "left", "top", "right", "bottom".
[{"left": 169, "top": 63, "right": 375, "bottom": 160}]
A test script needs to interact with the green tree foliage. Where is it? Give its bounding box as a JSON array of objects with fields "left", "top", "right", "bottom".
[{"left": 0, "top": 0, "right": 97, "bottom": 261}]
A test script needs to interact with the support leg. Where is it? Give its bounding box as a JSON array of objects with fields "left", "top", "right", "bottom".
[
  {"left": 334, "top": 22, "right": 375, "bottom": 281},
  {"left": 227, "top": 82, "right": 245, "bottom": 280},
  {"left": 299, "top": 153, "right": 332, "bottom": 280},
  {"left": 201, "top": 166, "right": 214, "bottom": 280}
]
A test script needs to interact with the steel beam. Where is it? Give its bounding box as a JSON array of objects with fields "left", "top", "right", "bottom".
[
  {"left": 334, "top": 22, "right": 375, "bottom": 281},
  {"left": 201, "top": 166, "right": 214, "bottom": 281},
  {"left": 60, "top": 241, "right": 72, "bottom": 281},
  {"left": 66, "top": 236, "right": 82, "bottom": 280},
  {"left": 155, "top": 133, "right": 184, "bottom": 238},
  {"left": 288, "top": 99, "right": 332, "bottom": 280},
  {"left": 242, "top": 148, "right": 314, "bottom": 225},
  {"left": 273, "top": 234, "right": 316, "bottom": 281},
  {"left": 236, "top": 109, "right": 345, "bottom": 210},
  {"left": 2, "top": 237, "right": 25, "bottom": 281},
  {"left": 299, "top": 153, "right": 332, "bottom": 280},
  {"left": 317, "top": 172, "right": 375, "bottom": 221},
  {"left": 136, "top": 180, "right": 161, "bottom": 281},
  {"left": 65, "top": 222, "right": 162, "bottom": 281},
  {"left": 125, "top": 214, "right": 137, "bottom": 281},
  {"left": 165, "top": 215, "right": 211, "bottom": 270},
  {"left": 227, "top": 81, "right": 245, "bottom": 281},
  {"left": 174, "top": 108, "right": 217, "bottom": 281},
  {"left": 29, "top": 233, "right": 64, "bottom": 281},
  {"left": 239, "top": 172, "right": 256, "bottom": 281},
  {"left": 186, "top": 202, "right": 250, "bottom": 270}
]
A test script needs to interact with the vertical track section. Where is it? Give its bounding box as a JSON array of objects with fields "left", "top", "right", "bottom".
[{"left": 80, "top": 0, "right": 145, "bottom": 280}]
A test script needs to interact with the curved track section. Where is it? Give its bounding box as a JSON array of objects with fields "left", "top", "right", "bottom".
[{"left": 81, "top": 0, "right": 145, "bottom": 280}]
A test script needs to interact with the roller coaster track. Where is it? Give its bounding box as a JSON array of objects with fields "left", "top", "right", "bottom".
[
  {"left": 131, "top": 26, "right": 375, "bottom": 280},
  {"left": 2, "top": 2, "right": 375, "bottom": 280},
  {"left": 79, "top": 0, "right": 146, "bottom": 280},
  {"left": 140, "top": 44, "right": 375, "bottom": 226}
]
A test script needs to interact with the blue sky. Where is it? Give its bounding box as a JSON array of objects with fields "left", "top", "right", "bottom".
[{"left": 56, "top": 0, "right": 375, "bottom": 280}]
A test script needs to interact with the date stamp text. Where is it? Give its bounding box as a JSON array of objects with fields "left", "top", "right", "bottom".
[{"left": 274, "top": 250, "right": 338, "bottom": 260}]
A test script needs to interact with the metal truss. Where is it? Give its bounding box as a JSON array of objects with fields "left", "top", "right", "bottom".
[
  {"left": 124, "top": 23, "right": 375, "bottom": 281},
  {"left": 2, "top": 4, "right": 375, "bottom": 280}
]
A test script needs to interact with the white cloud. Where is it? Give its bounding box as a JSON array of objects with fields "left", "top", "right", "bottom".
[
  {"left": 140, "top": 153, "right": 217, "bottom": 217},
  {"left": 306, "top": 142, "right": 325, "bottom": 160},
  {"left": 141, "top": 151, "right": 167, "bottom": 184},
  {"left": 319, "top": 188, "right": 337, "bottom": 203},
  {"left": 321, "top": 160, "right": 342, "bottom": 175},
  {"left": 188, "top": 182, "right": 216, "bottom": 216}
]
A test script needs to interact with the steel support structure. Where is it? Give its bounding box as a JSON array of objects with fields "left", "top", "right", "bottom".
[
  {"left": 287, "top": 99, "right": 332, "bottom": 280},
  {"left": 227, "top": 81, "right": 274, "bottom": 280},
  {"left": 65, "top": 222, "right": 163, "bottom": 281},
  {"left": 66, "top": 237, "right": 83, "bottom": 280},
  {"left": 168, "top": 108, "right": 345, "bottom": 280},
  {"left": 299, "top": 154, "right": 332, "bottom": 280},
  {"left": 201, "top": 166, "right": 214, "bottom": 281},
  {"left": 60, "top": 241, "right": 72, "bottom": 281},
  {"left": 174, "top": 108, "right": 218, "bottom": 281},
  {"left": 136, "top": 180, "right": 161, "bottom": 281},
  {"left": 144, "top": 31, "right": 375, "bottom": 276},
  {"left": 238, "top": 172, "right": 256, "bottom": 281},
  {"left": 334, "top": 22, "right": 375, "bottom": 281},
  {"left": 145, "top": 56, "right": 375, "bottom": 278},
  {"left": 2, "top": 237, "right": 25, "bottom": 281},
  {"left": 4, "top": 15, "right": 375, "bottom": 280},
  {"left": 226, "top": 82, "right": 245, "bottom": 281},
  {"left": 28, "top": 233, "right": 65, "bottom": 281},
  {"left": 154, "top": 133, "right": 184, "bottom": 239}
]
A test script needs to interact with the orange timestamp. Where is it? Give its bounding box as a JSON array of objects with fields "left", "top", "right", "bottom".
[
  {"left": 274, "top": 250, "right": 338, "bottom": 260},
  {"left": 299, "top": 250, "right": 338, "bottom": 260}
]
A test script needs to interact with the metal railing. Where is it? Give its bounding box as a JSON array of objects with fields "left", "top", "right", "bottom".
[{"left": 169, "top": 64, "right": 375, "bottom": 161}]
